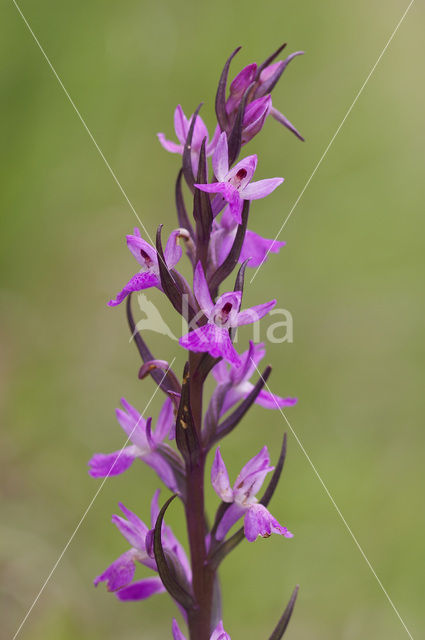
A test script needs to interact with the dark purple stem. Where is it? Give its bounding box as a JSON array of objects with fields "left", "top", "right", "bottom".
[{"left": 185, "top": 352, "right": 215, "bottom": 639}]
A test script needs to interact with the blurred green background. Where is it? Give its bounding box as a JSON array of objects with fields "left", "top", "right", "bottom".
[{"left": 1, "top": 0, "right": 424, "bottom": 638}]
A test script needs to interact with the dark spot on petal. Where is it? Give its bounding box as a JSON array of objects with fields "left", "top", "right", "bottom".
[
  {"left": 140, "top": 249, "right": 153, "bottom": 267},
  {"left": 236, "top": 168, "right": 247, "bottom": 180}
]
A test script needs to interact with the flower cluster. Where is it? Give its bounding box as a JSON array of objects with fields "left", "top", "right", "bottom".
[{"left": 91, "top": 43, "right": 303, "bottom": 639}]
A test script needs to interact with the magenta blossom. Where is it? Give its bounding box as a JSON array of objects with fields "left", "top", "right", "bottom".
[
  {"left": 158, "top": 104, "right": 220, "bottom": 175},
  {"left": 172, "top": 619, "right": 230, "bottom": 640},
  {"left": 210, "top": 340, "right": 297, "bottom": 415},
  {"left": 108, "top": 227, "right": 186, "bottom": 307},
  {"left": 179, "top": 262, "right": 276, "bottom": 366},
  {"left": 88, "top": 397, "right": 177, "bottom": 492},
  {"left": 194, "top": 132, "right": 283, "bottom": 224},
  {"left": 211, "top": 446, "right": 293, "bottom": 542},
  {"left": 226, "top": 53, "right": 304, "bottom": 141},
  {"left": 210, "top": 204, "right": 286, "bottom": 269},
  {"left": 94, "top": 491, "right": 191, "bottom": 602}
]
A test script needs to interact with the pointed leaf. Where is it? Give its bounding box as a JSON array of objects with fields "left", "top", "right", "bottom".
[
  {"left": 182, "top": 103, "right": 203, "bottom": 190},
  {"left": 227, "top": 81, "right": 255, "bottom": 166},
  {"left": 215, "top": 47, "right": 241, "bottom": 131},
  {"left": 156, "top": 225, "right": 195, "bottom": 319},
  {"left": 209, "top": 201, "right": 249, "bottom": 295},
  {"left": 153, "top": 494, "right": 195, "bottom": 610},
  {"left": 234, "top": 257, "right": 249, "bottom": 296},
  {"left": 175, "top": 363, "right": 201, "bottom": 468},
  {"left": 126, "top": 294, "right": 180, "bottom": 394},
  {"left": 230, "top": 258, "right": 250, "bottom": 341},
  {"left": 260, "top": 433, "right": 287, "bottom": 507},
  {"left": 268, "top": 585, "right": 299, "bottom": 639},
  {"left": 193, "top": 138, "right": 213, "bottom": 270},
  {"left": 256, "top": 42, "right": 287, "bottom": 79},
  {"left": 203, "top": 381, "right": 232, "bottom": 445},
  {"left": 212, "top": 366, "right": 272, "bottom": 444},
  {"left": 175, "top": 169, "right": 195, "bottom": 239}
]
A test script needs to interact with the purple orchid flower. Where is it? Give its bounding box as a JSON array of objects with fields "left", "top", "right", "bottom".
[
  {"left": 108, "top": 227, "right": 186, "bottom": 307},
  {"left": 158, "top": 104, "right": 220, "bottom": 175},
  {"left": 226, "top": 53, "right": 304, "bottom": 141},
  {"left": 172, "top": 618, "right": 230, "bottom": 640},
  {"left": 210, "top": 204, "right": 286, "bottom": 269},
  {"left": 179, "top": 262, "right": 276, "bottom": 366},
  {"left": 210, "top": 340, "right": 297, "bottom": 416},
  {"left": 88, "top": 397, "right": 178, "bottom": 492},
  {"left": 211, "top": 446, "right": 293, "bottom": 542},
  {"left": 94, "top": 491, "right": 191, "bottom": 602},
  {"left": 194, "top": 132, "right": 283, "bottom": 224}
]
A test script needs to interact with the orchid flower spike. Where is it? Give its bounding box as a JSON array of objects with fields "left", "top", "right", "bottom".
[
  {"left": 195, "top": 132, "right": 283, "bottom": 224},
  {"left": 210, "top": 340, "right": 297, "bottom": 415},
  {"left": 88, "top": 397, "right": 178, "bottom": 492},
  {"left": 108, "top": 227, "right": 187, "bottom": 307},
  {"left": 179, "top": 262, "right": 276, "bottom": 366},
  {"left": 158, "top": 104, "right": 220, "bottom": 175},
  {"left": 94, "top": 491, "right": 191, "bottom": 602},
  {"left": 172, "top": 618, "right": 231, "bottom": 640},
  {"left": 211, "top": 446, "right": 293, "bottom": 542}
]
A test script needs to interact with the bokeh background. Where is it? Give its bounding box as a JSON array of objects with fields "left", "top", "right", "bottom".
[{"left": 1, "top": 0, "right": 424, "bottom": 638}]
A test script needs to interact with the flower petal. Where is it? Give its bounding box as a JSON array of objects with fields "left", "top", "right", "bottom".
[
  {"left": 192, "top": 113, "right": 210, "bottom": 150},
  {"left": 240, "top": 229, "right": 286, "bottom": 268},
  {"left": 206, "top": 124, "right": 222, "bottom": 156},
  {"left": 164, "top": 230, "right": 184, "bottom": 269},
  {"left": 233, "top": 446, "right": 273, "bottom": 505},
  {"left": 126, "top": 234, "right": 158, "bottom": 268},
  {"left": 193, "top": 261, "right": 214, "bottom": 316},
  {"left": 212, "top": 132, "right": 229, "bottom": 182},
  {"left": 154, "top": 397, "right": 174, "bottom": 444},
  {"left": 94, "top": 549, "right": 136, "bottom": 591},
  {"left": 157, "top": 133, "right": 183, "bottom": 154},
  {"left": 255, "top": 390, "right": 298, "bottom": 410},
  {"left": 242, "top": 95, "right": 271, "bottom": 144},
  {"left": 211, "top": 447, "right": 233, "bottom": 502},
  {"left": 235, "top": 299, "right": 276, "bottom": 326},
  {"left": 116, "top": 577, "right": 165, "bottom": 601},
  {"left": 174, "top": 104, "right": 189, "bottom": 145},
  {"left": 111, "top": 503, "right": 149, "bottom": 550},
  {"left": 180, "top": 324, "right": 241, "bottom": 366},
  {"left": 88, "top": 448, "right": 136, "bottom": 477},
  {"left": 244, "top": 504, "right": 293, "bottom": 542},
  {"left": 143, "top": 451, "right": 177, "bottom": 492},
  {"left": 108, "top": 271, "right": 160, "bottom": 307},
  {"left": 226, "top": 154, "right": 258, "bottom": 187},
  {"left": 270, "top": 106, "right": 304, "bottom": 141},
  {"left": 242, "top": 177, "right": 284, "bottom": 200},
  {"left": 112, "top": 515, "right": 147, "bottom": 552},
  {"left": 215, "top": 502, "right": 246, "bottom": 541},
  {"left": 211, "top": 620, "right": 231, "bottom": 640},
  {"left": 172, "top": 619, "right": 187, "bottom": 640},
  {"left": 229, "top": 62, "right": 257, "bottom": 97},
  {"left": 115, "top": 398, "right": 148, "bottom": 449},
  {"left": 212, "top": 291, "right": 242, "bottom": 327}
]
